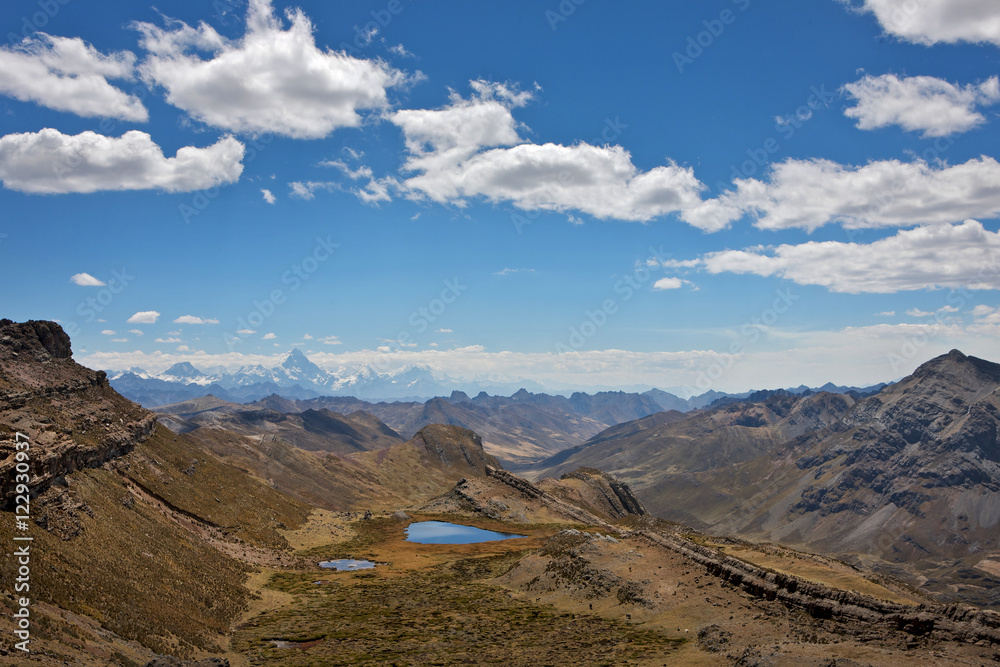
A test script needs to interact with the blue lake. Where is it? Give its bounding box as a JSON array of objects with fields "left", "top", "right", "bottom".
[
  {"left": 318, "top": 558, "right": 375, "bottom": 570},
  {"left": 404, "top": 520, "right": 526, "bottom": 545}
]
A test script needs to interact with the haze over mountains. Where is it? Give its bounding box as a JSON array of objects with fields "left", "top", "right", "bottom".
[{"left": 109, "top": 347, "right": 889, "bottom": 408}]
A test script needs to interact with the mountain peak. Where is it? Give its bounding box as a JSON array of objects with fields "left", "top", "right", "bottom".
[
  {"left": 912, "top": 349, "right": 1000, "bottom": 386},
  {"left": 283, "top": 347, "right": 310, "bottom": 362},
  {"left": 281, "top": 348, "right": 323, "bottom": 372},
  {"left": 162, "top": 361, "right": 204, "bottom": 378}
]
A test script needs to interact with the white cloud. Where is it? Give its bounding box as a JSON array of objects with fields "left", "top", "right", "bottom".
[
  {"left": 288, "top": 180, "right": 338, "bottom": 200},
  {"left": 310, "top": 160, "right": 391, "bottom": 204},
  {"left": 303, "top": 333, "right": 313, "bottom": 340},
  {"left": 907, "top": 308, "right": 934, "bottom": 317},
  {"left": 320, "top": 336, "right": 342, "bottom": 345},
  {"left": 261, "top": 188, "right": 276, "bottom": 204},
  {"left": 70, "top": 272, "right": 105, "bottom": 286},
  {"left": 389, "top": 43, "right": 414, "bottom": 58},
  {"left": 846, "top": 0, "right": 1000, "bottom": 47},
  {"left": 652, "top": 277, "right": 686, "bottom": 291},
  {"left": 129, "top": 329, "right": 144, "bottom": 336},
  {"left": 155, "top": 337, "right": 182, "bottom": 344},
  {"left": 843, "top": 73, "right": 999, "bottom": 137},
  {"left": 134, "top": 0, "right": 409, "bottom": 138},
  {"left": 0, "top": 34, "right": 147, "bottom": 121},
  {"left": 712, "top": 156, "right": 1000, "bottom": 231},
  {"left": 110, "top": 338, "right": 128, "bottom": 343},
  {"left": 970, "top": 306, "right": 1000, "bottom": 327},
  {"left": 494, "top": 268, "right": 536, "bottom": 276},
  {"left": 972, "top": 304, "right": 995, "bottom": 317},
  {"left": 100, "top": 329, "right": 115, "bottom": 336},
  {"left": 0, "top": 129, "right": 244, "bottom": 194},
  {"left": 357, "top": 177, "right": 397, "bottom": 204},
  {"left": 237, "top": 328, "right": 256, "bottom": 335},
  {"left": 876, "top": 311, "right": 896, "bottom": 316},
  {"left": 435, "top": 328, "right": 453, "bottom": 333},
  {"left": 72, "top": 341, "right": 924, "bottom": 396},
  {"left": 173, "top": 315, "right": 220, "bottom": 325},
  {"left": 387, "top": 81, "right": 708, "bottom": 225},
  {"left": 177, "top": 345, "right": 192, "bottom": 353},
  {"left": 319, "top": 159, "right": 373, "bottom": 180},
  {"left": 127, "top": 311, "right": 160, "bottom": 324},
  {"left": 262, "top": 332, "right": 276, "bottom": 339},
  {"left": 684, "top": 220, "right": 1000, "bottom": 293}
]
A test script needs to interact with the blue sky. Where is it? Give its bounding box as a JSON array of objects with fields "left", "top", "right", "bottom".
[{"left": 2, "top": 0, "right": 1000, "bottom": 394}]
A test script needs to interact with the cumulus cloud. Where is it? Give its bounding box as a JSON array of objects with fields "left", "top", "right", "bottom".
[
  {"left": 173, "top": 315, "right": 219, "bottom": 325},
  {"left": 100, "top": 329, "right": 116, "bottom": 336},
  {"left": 0, "top": 34, "right": 147, "bottom": 121},
  {"left": 652, "top": 277, "right": 687, "bottom": 290},
  {"left": 260, "top": 188, "right": 276, "bottom": 204},
  {"left": 679, "top": 220, "right": 1000, "bottom": 293},
  {"left": 319, "top": 336, "right": 342, "bottom": 345},
  {"left": 711, "top": 156, "right": 1000, "bottom": 231},
  {"left": 127, "top": 311, "right": 160, "bottom": 324},
  {"left": 129, "top": 329, "right": 144, "bottom": 336},
  {"left": 70, "top": 272, "right": 105, "bottom": 286},
  {"left": 134, "top": 0, "right": 409, "bottom": 138},
  {"left": 387, "top": 81, "right": 709, "bottom": 225},
  {"left": 0, "top": 129, "right": 244, "bottom": 194},
  {"left": 845, "top": 0, "right": 1000, "bottom": 47},
  {"left": 262, "top": 332, "right": 276, "bottom": 339},
  {"left": 843, "top": 73, "right": 1000, "bottom": 137},
  {"left": 155, "top": 337, "right": 182, "bottom": 343}
]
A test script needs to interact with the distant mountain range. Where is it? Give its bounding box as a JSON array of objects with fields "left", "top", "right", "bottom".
[
  {"left": 107, "top": 348, "right": 887, "bottom": 409},
  {"left": 108, "top": 348, "right": 549, "bottom": 405}
]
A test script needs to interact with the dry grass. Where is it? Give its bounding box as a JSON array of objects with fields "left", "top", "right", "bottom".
[
  {"left": 712, "top": 542, "right": 922, "bottom": 605},
  {"left": 233, "top": 516, "right": 684, "bottom": 665}
]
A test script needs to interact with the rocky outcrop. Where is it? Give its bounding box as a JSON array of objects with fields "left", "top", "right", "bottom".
[
  {"left": 144, "top": 657, "right": 230, "bottom": 667},
  {"left": 0, "top": 318, "right": 72, "bottom": 360},
  {"left": 558, "top": 467, "right": 646, "bottom": 517},
  {"left": 0, "top": 320, "right": 156, "bottom": 508},
  {"left": 422, "top": 464, "right": 621, "bottom": 526},
  {"left": 409, "top": 424, "right": 501, "bottom": 474},
  {"left": 639, "top": 528, "right": 1000, "bottom": 646}
]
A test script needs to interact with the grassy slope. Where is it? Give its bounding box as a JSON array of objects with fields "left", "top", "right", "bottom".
[{"left": 0, "top": 425, "right": 309, "bottom": 660}]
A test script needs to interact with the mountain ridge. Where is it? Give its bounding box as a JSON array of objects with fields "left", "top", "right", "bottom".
[{"left": 536, "top": 349, "right": 1000, "bottom": 606}]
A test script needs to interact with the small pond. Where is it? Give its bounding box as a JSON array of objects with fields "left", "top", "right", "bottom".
[
  {"left": 404, "top": 520, "right": 526, "bottom": 545},
  {"left": 318, "top": 558, "right": 376, "bottom": 571}
]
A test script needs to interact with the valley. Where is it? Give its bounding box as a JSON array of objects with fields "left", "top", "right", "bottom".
[{"left": 2, "top": 319, "right": 1000, "bottom": 665}]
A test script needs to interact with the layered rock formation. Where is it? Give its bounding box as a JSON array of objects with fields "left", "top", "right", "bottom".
[{"left": 0, "top": 319, "right": 156, "bottom": 507}]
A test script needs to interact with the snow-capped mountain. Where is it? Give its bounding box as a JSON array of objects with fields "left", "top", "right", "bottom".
[{"left": 107, "top": 349, "right": 454, "bottom": 406}]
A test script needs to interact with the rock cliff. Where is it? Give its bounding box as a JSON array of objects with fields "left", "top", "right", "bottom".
[{"left": 0, "top": 319, "right": 156, "bottom": 507}]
